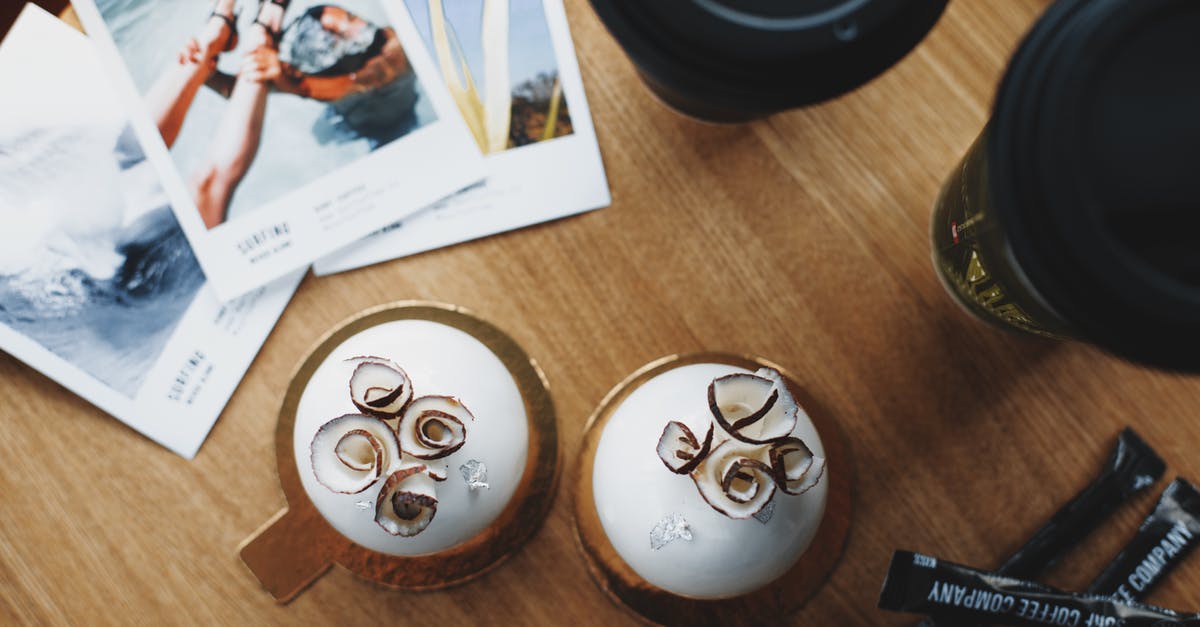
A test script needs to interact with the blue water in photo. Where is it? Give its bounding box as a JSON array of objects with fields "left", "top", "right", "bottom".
[{"left": 0, "top": 125, "right": 205, "bottom": 398}]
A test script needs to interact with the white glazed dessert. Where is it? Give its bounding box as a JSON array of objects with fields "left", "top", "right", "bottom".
[
  {"left": 592, "top": 363, "right": 828, "bottom": 599},
  {"left": 292, "top": 319, "right": 529, "bottom": 556}
]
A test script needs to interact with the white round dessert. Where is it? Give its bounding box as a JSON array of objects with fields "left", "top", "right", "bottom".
[
  {"left": 592, "top": 363, "right": 828, "bottom": 599},
  {"left": 293, "top": 319, "right": 529, "bottom": 556}
]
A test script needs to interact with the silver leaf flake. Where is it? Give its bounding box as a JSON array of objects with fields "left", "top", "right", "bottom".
[
  {"left": 650, "top": 513, "right": 693, "bottom": 550},
  {"left": 459, "top": 459, "right": 489, "bottom": 491},
  {"left": 753, "top": 500, "right": 776, "bottom": 525},
  {"left": 1133, "top": 474, "right": 1156, "bottom": 491},
  {"left": 355, "top": 500, "right": 372, "bottom": 510}
]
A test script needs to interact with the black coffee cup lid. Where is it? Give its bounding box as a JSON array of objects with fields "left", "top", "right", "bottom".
[
  {"left": 992, "top": 0, "right": 1200, "bottom": 370},
  {"left": 589, "top": 0, "right": 948, "bottom": 117}
]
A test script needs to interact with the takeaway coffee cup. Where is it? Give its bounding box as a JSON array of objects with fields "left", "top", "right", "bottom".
[
  {"left": 932, "top": 0, "right": 1200, "bottom": 371},
  {"left": 588, "top": 0, "right": 948, "bottom": 122}
]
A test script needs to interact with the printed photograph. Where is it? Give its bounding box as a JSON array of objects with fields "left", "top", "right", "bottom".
[
  {"left": 93, "top": 0, "right": 437, "bottom": 229},
  {"left": 0, "top": 41, "right": 206, "bottom": 398},
  {"left": 405, "top": 0, "right": 573, "bottom": 154}
]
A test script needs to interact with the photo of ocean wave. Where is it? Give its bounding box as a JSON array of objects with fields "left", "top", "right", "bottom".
[
  {"left": 96, "top": 0, "right": 437, "bottom": 224},
  {"left": 0, "top": 122, "right": 205, "bottom": 398}
]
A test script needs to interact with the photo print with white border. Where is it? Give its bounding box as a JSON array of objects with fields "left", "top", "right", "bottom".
[
  {"left": 314, "top": 0, "right": 609, "bottom": 275},
  {"left": 72, "top": 0, "right": 485, "bottom": 300},
  {"left": 0, "top": 5, "right": 302, "bottom": 458}
]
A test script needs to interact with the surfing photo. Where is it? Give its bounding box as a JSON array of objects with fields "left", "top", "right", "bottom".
[
  {"left": 0, "top": 6, "right": 300, "bottom": 457},
  {"left": 72, "top": 0, "right": 484, "bottom": 300}
]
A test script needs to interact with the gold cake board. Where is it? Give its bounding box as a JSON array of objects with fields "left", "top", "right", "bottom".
[
  {"left": 239, "top": 302, "right": 559, "bottom": 602},
  {"left": 572, "top": 353, "right": 854, "bottom": 626}
]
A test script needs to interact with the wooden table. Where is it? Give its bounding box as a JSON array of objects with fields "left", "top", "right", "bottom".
[{"left": 4, "top": 1, "right": 1199, "bottom": 624}]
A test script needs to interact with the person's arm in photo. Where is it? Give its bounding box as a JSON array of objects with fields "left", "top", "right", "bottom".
[
  {"left": 204, "top": 69, "right": 237, "bottom": 99},
  {"left": 273, "top": 65, "right": 357, "bottom": 101},
  {"left": 352, "top": 28, "right": 410, "bottom": 91},
  {"left": 144, "top": 1, "right": 238, "bottom": 147},
  {"left": 191, "top": 1, "right": 286, "bottom": 229}
]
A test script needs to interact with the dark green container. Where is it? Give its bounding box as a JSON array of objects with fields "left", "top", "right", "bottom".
[{"left": 932, "top": 0, "right": 1200, "bottom": 370}]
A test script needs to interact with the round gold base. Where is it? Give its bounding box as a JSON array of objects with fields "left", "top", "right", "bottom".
[
  {"left": 572, "top": 353, "right": 853, "bottom": 626},
  {"left": 239, "top": 302, "right": 559, "bottom": 602}
]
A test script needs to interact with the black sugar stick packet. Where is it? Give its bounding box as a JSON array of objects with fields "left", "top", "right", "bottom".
[
  {"left": 1087, "top": 478, "right": 1200, "bottom": 603},
  {"left": 995, "top": 430, "right": 1166, "bottom": 578},
  {"left": 918, "top": 428, "right": 1165, "bottom": 627},
  {"left": 879, "top": 551, "right": 1200, "bottom": 627}
]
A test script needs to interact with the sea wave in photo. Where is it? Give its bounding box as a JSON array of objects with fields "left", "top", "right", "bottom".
[{"left": 0, "top": 124, "right": 205, "bottom": 398}]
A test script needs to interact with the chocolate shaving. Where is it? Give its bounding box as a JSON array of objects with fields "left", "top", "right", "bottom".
[
  {"left": 392, "top": 491, "right": 438, "bottom": 520},
  {"left": 708, "top": 373, "right": 795, "bottom": 444},
  {"left": 656, "top": 420, "right": 715, "bottom": 474},
  {"left": 365, "top": 384, "right": 405, "bottom": 409},
  {"left": 729, "top": 389, "right": 779, "bottom": 432},
  {"left": 721, "top": 458, "right": 774, "bottom": 504},
  {"left": 347, "top": 357, "right": 412, "bottom": 417},
  {"left": 768, "top": 436, "right": 825, "bottom": 495},
  {"left": 374, "top": 465, "right": 438, "bottom": 537},
  {"left": 414, "top": 410, "right": 465, "bottom": 449},
  {"left": 310, "top": 414, "right": 399, "bottom": 495},
  {"left": 397, "top": 396, "right": 472, "bottom": 460},
  {"left": 335, "top": 429, "right": 384, "bottom": 471},
  {"left": 693, "top": 439, "right": 777, "bottom": 519},
  {"left": 658, "top": 368, "right": 826, "bottom": 520}
]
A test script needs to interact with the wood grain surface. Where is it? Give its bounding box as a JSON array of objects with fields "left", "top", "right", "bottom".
[{"left": 3, "top": 1, "right": 1199, "bottom": 624}]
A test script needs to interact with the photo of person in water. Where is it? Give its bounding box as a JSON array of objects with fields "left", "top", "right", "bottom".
[{"left": 95, "top": 0, "right": 436, "bottom": 229}]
